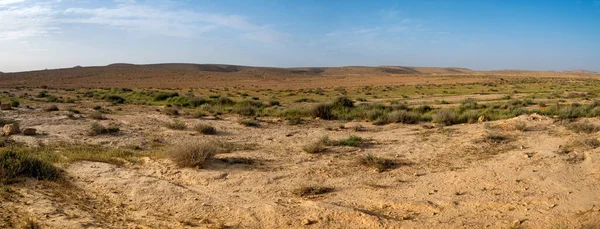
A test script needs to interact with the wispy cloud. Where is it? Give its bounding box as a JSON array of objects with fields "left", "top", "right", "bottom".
[
  {"left": 0, "top": 0, "right": 287, "bottom": 42},
  {"left": 0, "top": 1, "right": 58, "bottom": 40}
]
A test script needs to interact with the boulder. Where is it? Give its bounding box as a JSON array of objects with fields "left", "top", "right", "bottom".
[
  {"left": 3, "top": 123, "right": 20, "bottom": 136},
  {"left": 0, "top": 103, "right": 11, "bottom": 110},
  {"left": 22, "top": 128, "right": 37, "bottom": 136}
]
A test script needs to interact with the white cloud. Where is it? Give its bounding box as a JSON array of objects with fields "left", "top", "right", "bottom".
[
  {"left": 0, "top": 0, "right": 25, "bottom": 6},
  {"left": 0, "top": 1, "right": 58, "bottom": 40},
  {"left": 0, "top": 0, "right": 286, "bottom": 42}
]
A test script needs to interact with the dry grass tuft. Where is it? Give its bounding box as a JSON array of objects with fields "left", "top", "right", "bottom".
[
  {"left": 358, "top": 153, "right": 398, "bottom": 172},
  {"left": 170, "top": 141, "right": 232, "bottom": 168},
  {"left": 165, "top": 119, "right": 187, "bottom": 130},
  {"left": 302, "top": 140, "right": 326, "bottom": 154},
  {"left": 194, "top": 123, "right": 217, "bottom": 135}
]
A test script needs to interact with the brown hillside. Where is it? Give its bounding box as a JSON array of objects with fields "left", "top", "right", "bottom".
[{"left": 0, "top": 63, "right": 596, "bottom": 89}]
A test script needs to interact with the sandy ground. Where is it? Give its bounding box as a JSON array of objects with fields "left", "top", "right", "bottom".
[{"left": 2, "top": 104, "right": 600, "bottom": 229}]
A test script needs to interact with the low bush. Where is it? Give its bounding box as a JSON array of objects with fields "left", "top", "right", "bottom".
[
  {"left": 0, "top": 149, "right": 61, "bottom": 183},
  {"left": 44, "top": 105, "right": 59, "bottom": 112},
  {"left": 165, "top": 120, "right": 187, "bottom": 130},
  {"left": 194, "top": 124, "right": 217, "bottom": 135},
  {"left": 88, "top": 111, "right": 105, "bottom": 120},
  {"left": 88, "top": 123, "right": 120, "bottom": 136},
  {"left": 302, "top": 140, "right": 326, "bottom": 154},
  {"left": 239, "top": 119, "right": 260, "bottom": 127},
  {"left": 567, "top": 121, "right": 600, "bottom": 133},
  {"left": 358, "top": 154, "right": 397, "bottom": 172},
  {"left": 170, "top": 142, "right": 227, "bottom": 168},
  {"left": 104, "top": 95, "right": 125, "bottom": 104}
]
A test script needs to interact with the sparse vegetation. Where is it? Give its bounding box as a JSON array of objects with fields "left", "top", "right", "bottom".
[
  {"left": 566, "top": 121, "right": 600, "bottom": 133},
  {"left": 88, "top": 123, "right": 120, "bottom": 136},
  {"left": 0, "top": 149, "right": 61, "bottom": 184},
  {"left": 88, "top": 111, "right": 106, "bottom": 120},
  {"left": 358, "top": 154, "right": 397, "bottom": 172},
  {"left": 194, "top": 123, "right": 217, "bottom": 135},
  {"left": 44, "top": 105, "right": 59, "bottom": 112},
  {"left": 165, "top": 119, "right": 187, "bottom": 130},
  {"left": 239, "top": 119, "right": 259, "bottom": 127},
  {"left": 170, "top": 141, "right": 230, "bottom": 168},
  {"left": 302, "top": 140, "right": 326, "bottom": 154}
]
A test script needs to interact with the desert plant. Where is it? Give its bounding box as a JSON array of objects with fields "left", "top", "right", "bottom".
[
  {"left": 44, "top": 105, "right": 59, "bottom": 112},
  {"left": 88, "top": 111, "right": 105, "bottom": 120},
  {"left": 0, "top": 149, "right": 61, "bottom": 183},
  {"left": 335, "top": 135, "right": 364, "bottom": 147},
  {"left": 358, "top": 154, "right": 397, "bottom": 172},
  {"left": 163, "top": 107, "right": 180, "bottom": 116},
  {"left": 170, "top": 142, "right": 225, "bottom": 168},
  {"left": 584, "top": 138, "right": 600, "bottom": 148},
  {"left": 514, "top": 121, "right": 527, "bottom": 131},
  {"left": 10, "top": 100, "right": 19, "bottom": 108},
  {"left": 567, "top": 121, "right": 600, "bottom": 133},
  {"left": 302, "top": 140, "right": 326, "bottom": 154},
  {"left": 104, "top": 95, "right": 125, "bottom": 104},
  {"left": 433, "top": 109, "right": 461, "bottom": 125},
  {"left": 311, "top": 103, "right": 334, "bottom": 120},
  {"left": 88, "top": 123, "right": 120, "bottom": 136},
  {"left": 239, "top": 119, "right": 260, "bottom": 127},
  {"left": 194, "top": 123, "right": 217, "bottom": 135},
  {"left": 165, "top": 119, "right": 187, "bottom": 130}
]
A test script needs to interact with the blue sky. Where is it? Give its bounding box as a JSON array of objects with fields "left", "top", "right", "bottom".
[{"left": 1, "top": 0, "right": 599, "bottom": 72}]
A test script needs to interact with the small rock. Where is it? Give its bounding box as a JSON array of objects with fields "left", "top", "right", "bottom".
[
  {"left": 22, "top": 128, "right": 37, "bottom": 136},
  {"left": 3, "top": 123, "right": 20, "bottom": 136},
  {"left": 301, "top": 219, "right": 313, "bottom": 225},
  {"left": 0, "top": 103, "right": 12, "bottom": 110}
]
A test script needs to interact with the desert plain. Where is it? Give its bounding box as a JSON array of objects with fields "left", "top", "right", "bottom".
[{"left": 1, "top": 64, "right": 600, "bottom": 228}]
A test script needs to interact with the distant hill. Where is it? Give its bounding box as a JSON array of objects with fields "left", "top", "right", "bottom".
[{"left": 9, "top": 62, "right": 588, "bottom": 89}]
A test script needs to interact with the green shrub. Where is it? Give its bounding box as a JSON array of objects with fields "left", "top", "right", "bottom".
[
  {"left": 46, "top": 96, "right": 58, "bottom": 102},
  {"left": 311, "top": 103, "right": 334, "bottom": 120},
  {"left": 433, "top": 109, "right": 462, "bottom": 125},
  {"left": 459, "top": 110, "right": 481, "bottom": 124},
  {"left": 234, "top": 105, "right": 257, "bottom": 117},
  {"left": 0, "top": 150, "right": 61, "bottom": 183},
  {"left": 10, "top": 100, "right": 19, "bottom": 108},
  {"left": 153, "top": 92, "right": 179, "bottom": 101},
  {"left": 332, "top": 96, "right": 354, "bottom": 108},
  {"left": 330, "top": 135, "right": 364, "bottom": 147},
  {"left": 104, "top": 95, "right": 125, "bottom": 104}
]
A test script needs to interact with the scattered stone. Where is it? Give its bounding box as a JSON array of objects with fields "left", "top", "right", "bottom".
[
  {"left": 22, "top": 128, "right": 37, "bottom": 136},
  {"left": 0, "top": 103, "right": 12, "bottom": 110},
  {"left": 301, "top": 219, "right": 314, "bottom": 225},
  {"left": 3, "top": 123, "right": 20, "bottom": 136}
]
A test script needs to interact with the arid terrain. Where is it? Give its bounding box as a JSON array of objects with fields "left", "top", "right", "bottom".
[{"left": 1, "top": 64, "right": 600, "bottom": 228}]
